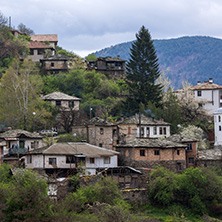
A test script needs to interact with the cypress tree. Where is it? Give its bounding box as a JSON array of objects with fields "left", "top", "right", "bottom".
[{"left": 126, "top": 26, "right": 163, "bottom": 113}]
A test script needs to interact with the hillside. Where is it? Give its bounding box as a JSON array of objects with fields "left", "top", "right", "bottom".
[{"left": 94, "top": 36, "right": 222, "bottom": 89}]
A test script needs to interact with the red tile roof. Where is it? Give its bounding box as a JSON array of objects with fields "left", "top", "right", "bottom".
[
  {"left": 31, "top": 34, "right": 58, "bottom": 42},
  {"left": 29, "top": 41, "right": 53, "bottom": 49}
]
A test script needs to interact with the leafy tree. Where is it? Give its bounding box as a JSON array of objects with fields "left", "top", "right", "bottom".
[
  {"left": 85, "top": 53, "right": 97, "bottom": 61},
  {"left": 0, "top": 58, "right": 53, "bottom": 130},
  {"left": 126, "top": 26, "right": 163, "bottom": 113}
]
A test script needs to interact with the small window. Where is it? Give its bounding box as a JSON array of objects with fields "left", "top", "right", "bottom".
[
  {"left": 100, "top": 128, "right": 104, "bottom": 135},
  {"left": 154, "top": 150, "right": 160, "bottom": 155},
  {"left": 30, "top": 49, "right": 34, "bottom": 55},
  {"left": 219, "top": 126, "right": 221, "bottom": 131},
  {"left": 19, "top": 140, "right": 25, "bottom": 149},
  {"left": 146, "top": 127, "right": 150, "bottom": 135},
  {"left": 90, "top": 158, "right": 95, "bottom": 164},
  {"left": 104, "top": 157, "right": 110, "bottom": 164},
  {"left": 49, "top": 158, "right": 56, "bottom": 165},
  {"left": 153, "top": 127, "right": 157, "bottom": 135},
  {"left": 31, "top": 142, "right": 35, "bottom": 149},
  {"left": 140, "top": 150, "right": 145, "bottom": 156},
  {"left": 66, "top": 156, "right": 75, "bottom": 164},
  {"left": 27, "top": 155, "right": 32, "bottom": 164},
  {"left": 141, "top": 127, "right": 144, "bottom": 135},
  {"left": 128, "top": 127, "right": 131, "bottom": 135},
  {"left": 177, "top": 150, "right": 180, "bottom": 155},
  {"left": 56, "top": 100, "right": 61, "bottom": 106},
  {"left": 69, "top": 101, "right": 74, "bottom": 108},
  {"left": 219, "top": 116, "right": 221, "bottom": 122},
  {"left": 159, "top": 127, "right": 163, "bottom": 135},
  {"left": 187, "top": 143, "right": 192, "bottom": 151},
  {"left": 163, "top": 127, "right": 166, "bottom": 135},
  {"left": 99, "top": 143, "right": 103, "bottom": 147},
  {"left": 51, "top": 62, "right": 54, "bottom": 67},
  {"left": 189, "top": 157, "right": 194, "bottom": 164},
  {"left": 197, "top": 90, "right": 202, "bottom": 97}
]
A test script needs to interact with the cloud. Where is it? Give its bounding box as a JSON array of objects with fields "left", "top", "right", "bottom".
[{"left": 2, "top": 0, "right": 222, "bottom": 56}]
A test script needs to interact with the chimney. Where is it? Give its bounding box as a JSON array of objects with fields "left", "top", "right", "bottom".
[
  {"left": 204, "top": 80, "right": 208, "bottom": 83},
  {"left": 197, "top": 81, "right": 201, "bottom": 85},
  {"left": 209, "top": 78, "right": 213, "bottom": 84},
  {"left": 117, "top": 55, "right": 120, "bottom": 59}
]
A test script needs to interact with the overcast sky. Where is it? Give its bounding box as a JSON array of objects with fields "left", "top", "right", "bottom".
[{"left": 1, "top": 0, "right": 222, "bottom": 57}]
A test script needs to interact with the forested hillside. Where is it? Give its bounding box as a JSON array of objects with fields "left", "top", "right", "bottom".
[{"left": 94, "top": 36, "right": 222, "bottom": 89}]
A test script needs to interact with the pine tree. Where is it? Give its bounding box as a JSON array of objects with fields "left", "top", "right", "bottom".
[{"left": 126, "top": 26, "right": 163, "bottom": 113}]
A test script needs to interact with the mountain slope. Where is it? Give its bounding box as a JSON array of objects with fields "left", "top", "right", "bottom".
[{"left": 94, "top": 36, "right": 222, "bottom": 89}]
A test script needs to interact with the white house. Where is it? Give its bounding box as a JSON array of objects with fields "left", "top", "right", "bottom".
[
  {"left": 214, "top": 107, "right": 222, "bottom": 146},
  {"left": 25, "top": 142, "right": 119, "bottom": 175},
  {"left": 175, "top": 78, "right": 222, "bottom": 114},
  {"left": 0, "top": 129, "right": 43, "bottom": 156}
]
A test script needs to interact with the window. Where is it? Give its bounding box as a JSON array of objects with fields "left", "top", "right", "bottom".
[
  {"left": 69, "top": 101, "right": 74, "bottom": 108},
  {"left": 49, "top": 158, "right": 56, "bottom": 165},
  {"left": 189, "top": 157, "right": 194, "bottom": 164},
  {"left": 27, "top": 155, "right": 32, "bottom": 164},
  {"left": 159, "top": 127, "right": 163, "bottom": 135},
  {"left": 90, "top": 158, "right": 95, "bottom": 164},
  {"left": 140, "top": 150, "right": 145, "bottom": 156},
  {"left": 141, "top": 127, "right": 144, "bottom": 135},
  {"left": 154, "top": 150, "right": 160, "bottom": 155},
  {"left": 177, "top": 150, "right": 180, "bottom": 155},
  {"left": 31, "top": 142, "right": 35, "bottom": 149},
  {"left": 146, "top": 127, "right": 150, "bottom": 135},
  {"left": 99, "top": 143, "right": 103, "bottom": 147},
  {"left": 100, "top": 128, "right": 104, "bottom": 135},
  {"left": 197, "top": 90, "right": 202, "bottom": 97},
  {"left": 219, "top": 116, "right": 221, "bottom": 122},
  {"left": 163, "top": 127, "right": 166, "bottom": 135},
  {"left": 128, "top": 127, "right": 131, "bottom": 135},
  {"left": 51, "top": 62, "right": 54, "bottom": 67},
  {"left": 219, "top": 126, "right": 222, "bottom": 131},
  {"left": 19, "top": 140, "right": 25, "bottom": 149},
  {"left": 66, "top": 156, "right": 75, "bottom": 164},
  {"left": 104, "top": 157, "right": 110, "bottom": 164},
  {"left": 153, "top": 127, "right": 157, "bottom": 135},
  {"left": 176, "top": 163, "right": 182, "bottom": 170},
  {"left": 30, "top": 49, "right": 34, "bottom": 55},
  {"left": 187, "top": 143, "right": 192, "bottom": 151},
  {"left": 56, "top": 100, "right": 61, "bottom": 106}
]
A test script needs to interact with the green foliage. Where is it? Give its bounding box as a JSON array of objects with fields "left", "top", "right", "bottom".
[
  {"left": 148, "top": 167, "right": 222, "bottom": 216},
  {"left": 56, "top": 48, "right": 77, "bottom": 58},
  {"left": 57, "top": 133, "right": 83, "bottom": 142},
  {"left": 85, "top": 53, "right": 97, "bottom": 61},
  {"left": 126, "top": 26, "right": 163, "bottom": 114},
  {"left": 0, "top": 164, "right": 12, "bottom": 183}
]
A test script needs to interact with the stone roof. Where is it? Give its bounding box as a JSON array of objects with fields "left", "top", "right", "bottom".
[
  {"left": 197, "top": 148, "right": 222, "bottom": 160},
  {"left": 168, "top": 134, "right": 198, "bottom": 143},
  {"left": 0, "top": 129, "right": 42, "bottom": 139},
  {"left": 31, "top": 34, "right": 58, "bottom": 42},
  {"left": 190, "top": 82, "right": 222, "bottom": 90},
  {"left": 42, "top": 91, "right": 80, "bottom": 101},
  {"left": 118, "top": 113, "right": 170, "bottom": 126},
  {"left": 28, "top": 142, "right": 119, "bottom": 158},
  {"left": 116, "top": 138, "right": 187, "bottom": 149},
  {"left": 87, "top": 117, "right": 115, "bottom": 126},
  {"left": 29, "top": 41, "right": 53, "bottom": 49},
  {"left": 97, "top": 56, "right": 125, "bottom": 62},
  {"left": 41, "top": 54, "right": 74, "bottom": 61}
]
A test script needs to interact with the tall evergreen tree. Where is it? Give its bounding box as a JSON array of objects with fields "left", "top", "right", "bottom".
[{"left": 126, "top": 26, "right": 163, "bottom": 113}]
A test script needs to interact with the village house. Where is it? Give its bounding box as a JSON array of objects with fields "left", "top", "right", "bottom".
[
  {"left": 40, "top": 54, "right": 77, "bottom": 75},
  {"left": 168, "top": 134, "right": 198, "bottom": 168},
  {"left": 214, "top": 107, "right": 222, "bottom": 146},
  {"left": 0, "top": 129, "right": 43, "bottom": 166},
  {"left": 115, "top": 138, "right": 187, "bottom": 172},
  {"left": 86, "top": 56, "right": 126, "bottom": 79},
  {"left": 175, "top": 78, "right": 222, "bottom": 114},
  {"left": 31, "top": 34, "right": 58, "bottom": 49},
  {"left": 0, "top": 141, "right": 6, "bottom": 165},
  {"left": 28, "top": 41, "right": 55, "bottom": 62},
  {"left": 42, "top": 91, "right": 81, "bottom": 112},
  {"left": 24, "top": 142, "right": 119, "bottom": 176},
  {"left": 73, "top": 117, "right": 117, "bottom": 149}
]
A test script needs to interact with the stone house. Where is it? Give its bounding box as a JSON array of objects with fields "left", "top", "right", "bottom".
[
  {"left": 42, "top": 91, "right": 80, "bottom": 112},
  {"left": 168, "top": 134, "right": 198, "bottom": 168},
  {"left": 86, "top": 56, "right": 126, "bottom": 79},
  {"left": 25, "top": 142, "right": 119, "bottom": 176},
  {"left": 175, "top": 78, "right": 222, "bottom": 114},
  {"left": 31, "top": 34, "right": 58, "bottom": 49},
  {"left": 72, "top": 117, "right": 117, "bottom": 149},
  {"left": 28, "top": 41, "right": 55, "bottom": 62},
  {"left": 116, "top": 138, "right": 187, "bottom": 172},
  {"left": 40, "top": 54, "right": 78, "bottom": 75}
]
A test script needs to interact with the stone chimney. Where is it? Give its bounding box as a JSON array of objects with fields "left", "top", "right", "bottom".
[
  {"left": 197, "top": 81, "right": 201, "bottom": 85},
  {"left": 209, "top": 78, "right": 213, "bottom": 84}
]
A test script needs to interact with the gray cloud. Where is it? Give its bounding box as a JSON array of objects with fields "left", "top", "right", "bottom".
[{"left": 2, "top": 0, "right": 222, "bottom": 56}]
